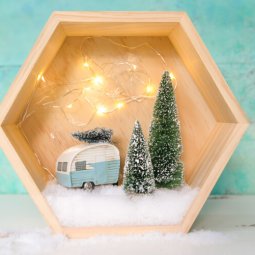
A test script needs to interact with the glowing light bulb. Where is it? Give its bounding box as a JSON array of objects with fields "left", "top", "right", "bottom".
[
  {"left": 146, "top": 84, "right": 155, "bottom": 95},
  {"left": 92, "top": 75, "right": 104, "bottom": 86},
  {"left": 37, "top": 73, "right": 42, "bottom": 81},
  {"left": 83, "top": 62, "right": 90, "bottom": 68},
  {"left": 37, "top": 73, "right": 45, "bottom": 82},
  {"left": 132, "top": 64, "right": 137, "bottom": 70},
  {"left": 50, "top": 133, "right": 55, "bottom": 139},
  {"left": 116, "top": 101, "right": 124, "bottom": 109},
  {"left": 170, "top": 72, "right": 175, "bottom": 80},
  {"left": 96, "top": 105, "right": 107, "bottom": 115},
  {"left": 66, "top": 103, "right": 73, "bottom": 109}
]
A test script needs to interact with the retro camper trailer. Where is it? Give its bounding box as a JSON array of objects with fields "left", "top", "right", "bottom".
[{"left": 56, "top": 143, "right": 120, "bottom": 190}]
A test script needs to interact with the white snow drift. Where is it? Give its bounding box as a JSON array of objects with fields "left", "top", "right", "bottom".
[{"left": 43, "top": 182, "right": 198, "bottom": 227}]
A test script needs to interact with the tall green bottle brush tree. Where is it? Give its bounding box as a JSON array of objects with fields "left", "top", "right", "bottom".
[{"left": 149, "top": 71, "right": 184, "bottom": 189}]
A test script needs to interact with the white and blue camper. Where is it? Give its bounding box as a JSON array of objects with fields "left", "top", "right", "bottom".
[{"left": 56, "top": 143, "right": 120, "bottom": 190}]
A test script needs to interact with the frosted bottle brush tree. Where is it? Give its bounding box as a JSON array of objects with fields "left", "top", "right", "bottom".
[
  {"left": 72, "top": 127, "right": 113, "bottom": 144},
  {"left": 149, "top": 71, "right": 184, "bottom": 189},
  {"left": 123, "top": 120, "right": 155, "bottom": 194}
]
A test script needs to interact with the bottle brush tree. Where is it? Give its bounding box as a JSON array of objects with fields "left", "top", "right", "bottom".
[
  {"left": 148, "top": 71, "right": 184, "bottom": 189},
  {"left": 72, "top": 127, "right": 113, "bottom": 144},
  {"left": 123, "top": 120, "right": 155, "bottom": 194}
]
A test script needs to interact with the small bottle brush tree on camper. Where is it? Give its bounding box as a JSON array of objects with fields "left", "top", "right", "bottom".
[
  {"left": 149, "top": 71, "right": 184, "bottom": 189},
  {"left": 123, "top": 120, "right": 155, "bottom": 194},
  {"left": 72, "top": 127, "right": 113, "bottom": 144}
]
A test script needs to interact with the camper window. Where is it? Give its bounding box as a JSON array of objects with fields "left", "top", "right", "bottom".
[
  {"left": 62, "top": 162, "right": 68, "bottom": 172},
  {"left": 57, "top": 162, "right": 62, "bottom": 172},
  {"left": 75, "top": 161, "right": 86, "bottom": 171}
]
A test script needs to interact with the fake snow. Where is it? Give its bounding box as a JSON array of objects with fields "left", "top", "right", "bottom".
[
  {"left": 0, "top": 229, "right": 230, "bottom": 255},
  {"left": 43, "top": 182, "right": 198, "bottom": 227}
]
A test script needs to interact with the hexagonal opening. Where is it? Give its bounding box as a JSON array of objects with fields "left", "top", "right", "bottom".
[{"left": 0, "top": 12, "right": 248, "bottom": 238}]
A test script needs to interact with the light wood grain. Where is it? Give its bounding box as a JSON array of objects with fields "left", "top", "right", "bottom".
[
  {"left": 20, "top": 36, "right": 216, "bottom": 184},
  {"left": 62, "top": 224, "right": 181, "bottom": 239},
  {"left": 0, "top": 11, "right": 249, "bottom": 238}
]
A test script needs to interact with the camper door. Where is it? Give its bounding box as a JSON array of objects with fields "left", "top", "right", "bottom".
[{"left": 95, "top": 154, "right": 107, "bottom": 184}]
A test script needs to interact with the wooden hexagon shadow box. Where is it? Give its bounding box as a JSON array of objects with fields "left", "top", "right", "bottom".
[{"left": 0, "top": 12, "right": 249, "bottom": 238}]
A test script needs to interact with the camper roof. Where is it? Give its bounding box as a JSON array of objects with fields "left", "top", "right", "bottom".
[{"left": 57, "top": 143, "right": 118, "bottom": 164}]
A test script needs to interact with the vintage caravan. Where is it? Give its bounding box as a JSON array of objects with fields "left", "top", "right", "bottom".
[{"left": 56, "top": 143, "right": 120, "bottom": 190}]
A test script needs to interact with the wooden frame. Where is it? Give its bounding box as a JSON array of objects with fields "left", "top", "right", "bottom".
[{"left": 0, "top": 12, "right": 249, "bottom": 238}]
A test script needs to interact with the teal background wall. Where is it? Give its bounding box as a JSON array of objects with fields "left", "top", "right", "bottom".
[{"left": 0, "top": 0, "right": 254, "bottom": 194}]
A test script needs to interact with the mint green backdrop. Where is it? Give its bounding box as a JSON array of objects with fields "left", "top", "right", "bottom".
[{"left": 0, "top": 0, "right": 254, "bottom": 194}]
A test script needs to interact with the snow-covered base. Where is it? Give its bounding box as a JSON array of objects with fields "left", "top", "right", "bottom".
[{"left": 43, "top": 182, "right": 198, "bottom": 227}]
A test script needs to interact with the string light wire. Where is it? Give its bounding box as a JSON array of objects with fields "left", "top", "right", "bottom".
[{"left": 17, "top": 37, "right": 177, "bottom": 176}]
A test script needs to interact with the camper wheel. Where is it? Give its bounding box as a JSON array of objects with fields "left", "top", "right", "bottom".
[{"left": 83, "top": 182, "right": 95, "bottom": 191}]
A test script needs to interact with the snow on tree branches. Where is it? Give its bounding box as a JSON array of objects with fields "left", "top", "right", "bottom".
[
  {"left": 72, "top": 127, "right": 113, "bottom": 144},
  {"left": 123, "top": 120, "right": 155, "bottom": 194},
  {"left": 149, "top": 71, "right": 184, "bottom": 189}
]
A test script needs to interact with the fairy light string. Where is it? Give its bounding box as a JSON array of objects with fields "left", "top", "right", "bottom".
[
  {"left": 17, "top": 37, "right": 177, "bottom": 177},
  {"left": 18, "top": 37, "right": 177, "bottom": 128}
]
